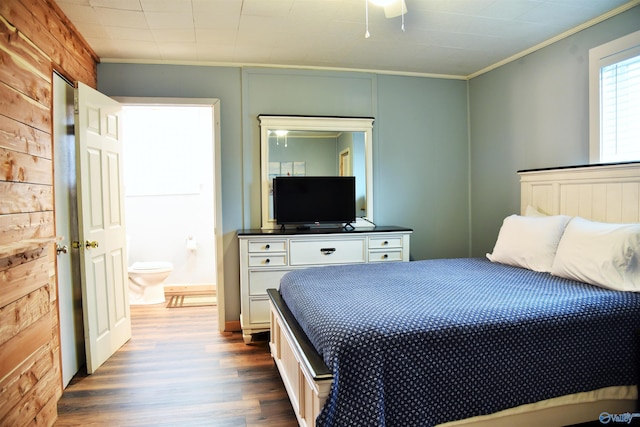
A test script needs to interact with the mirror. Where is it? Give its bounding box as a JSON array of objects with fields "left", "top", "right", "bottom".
[{"left": 259, "top": 115, "right": 374, "bottom": 229}]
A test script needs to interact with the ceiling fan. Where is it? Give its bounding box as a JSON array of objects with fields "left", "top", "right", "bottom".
[
  {"left": 370, "top": 0, "right": 408, "bottom": 18},
  {"left": 365, "top": 0, "right": 408, "bottom": 38}
]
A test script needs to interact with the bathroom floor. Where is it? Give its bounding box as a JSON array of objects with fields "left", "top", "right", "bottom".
[{"left": 55, "top": 302, "right": 297, "bottom": 426}]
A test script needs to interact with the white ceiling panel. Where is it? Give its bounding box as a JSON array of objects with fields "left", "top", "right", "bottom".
[
  {"left": 95, "top": 8, "right": 147, "bottom": 28},
  {"left": 54, "top": 0, "right": 639, "bottom": 77}
]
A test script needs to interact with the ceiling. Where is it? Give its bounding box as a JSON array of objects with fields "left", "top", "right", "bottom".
[{"left": 55, "top": 0, "right": 638, "bottom": 78}]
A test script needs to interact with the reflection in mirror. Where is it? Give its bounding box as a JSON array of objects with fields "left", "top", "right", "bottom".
[
  {"left": 259, "top": 116, "right": 374, "bottom": 229},
  {"left": 267, "top": 130, "right": 366, "bottom": 220}
]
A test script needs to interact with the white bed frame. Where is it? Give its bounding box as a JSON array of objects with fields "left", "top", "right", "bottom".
[{"left": 268, "top": 162, "right": 640, "bottom": 427}]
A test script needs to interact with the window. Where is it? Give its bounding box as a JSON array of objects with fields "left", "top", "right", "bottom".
[{"left": 589, "top": 30, "right": 640, "bottom": 163}]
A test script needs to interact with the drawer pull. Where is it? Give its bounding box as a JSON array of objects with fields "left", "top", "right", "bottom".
[
  {"left": 320, "top": 248, "right": 336, "bottom": 255},
  {"left": 264, "top": 258, "right": 270, "bottom": 264},
  {"left": 383, "top": 240, "right": 389, "bottom": 246},
  {"left": 383, "top": 254, "right": 389, "bottom": 259},
  {"left": 265, "top": 244, "right": 270, "bottom": 250}
]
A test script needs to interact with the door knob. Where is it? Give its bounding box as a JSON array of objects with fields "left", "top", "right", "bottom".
[
  {"left": 71, "top": 241, "right": 99, "bottom": 250},
  {"left": 85, "top": 240, "right": 99, "bottom": 249},
  {"left": 56, "top": 244, "right": 69, "bottom": 255}
]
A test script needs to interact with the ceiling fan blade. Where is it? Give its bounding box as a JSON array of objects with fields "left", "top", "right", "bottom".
[{"left": 384, "top": 0, "right": 407, "bottom": 18}]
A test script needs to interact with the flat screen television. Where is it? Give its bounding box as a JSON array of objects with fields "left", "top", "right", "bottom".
[{"left": 273, "top": 176, "right": 356, "bottom": 228}]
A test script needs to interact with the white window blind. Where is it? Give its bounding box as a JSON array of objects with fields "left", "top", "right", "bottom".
[{"left": 600, "top": 53, "right": 640, "bottom": 162}]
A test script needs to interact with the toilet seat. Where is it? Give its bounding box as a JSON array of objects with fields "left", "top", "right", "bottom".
[{"left": 129, "top": 261, "right": 173, "bottom": 273}]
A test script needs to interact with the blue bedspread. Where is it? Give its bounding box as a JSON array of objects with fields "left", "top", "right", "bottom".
[{"left": 278, "top": 258, "right": 640, "bottom": 426}]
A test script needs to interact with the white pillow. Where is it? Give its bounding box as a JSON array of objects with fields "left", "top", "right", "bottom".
[
  {"left": 486, "top": 214, "right": 572, "bottom": 272},
  {"left": 525, "top": 205, "right": 547, "bottom": 217},
  {"left": 551, "top": 217, "right": 640, "bottom": 291}
]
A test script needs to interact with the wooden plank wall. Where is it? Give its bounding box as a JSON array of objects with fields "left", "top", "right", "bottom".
[{"left": 0, "top": 0, "right": 97, "bottom": 425}]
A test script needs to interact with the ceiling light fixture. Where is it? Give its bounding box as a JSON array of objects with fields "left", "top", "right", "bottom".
[{"left": 365, "top": 0, "right": 407, "bottom": 38}]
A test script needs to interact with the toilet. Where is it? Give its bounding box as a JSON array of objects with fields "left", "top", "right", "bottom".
[{"left": 128, "top": 261, "right": 173, "bottom": 305}]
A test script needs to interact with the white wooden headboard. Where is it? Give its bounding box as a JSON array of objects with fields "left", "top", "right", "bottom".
[{"left": 519, "top": 162, "right": 640, "bottom": 223}]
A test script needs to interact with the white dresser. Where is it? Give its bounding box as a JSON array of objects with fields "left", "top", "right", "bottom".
[{"left": 238, "top": 226, "right": 412, "bottom": 343}]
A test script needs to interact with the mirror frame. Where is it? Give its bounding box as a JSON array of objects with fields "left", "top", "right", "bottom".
[{"left": 259, "top": 115, "right": 374, "bottom": 229}]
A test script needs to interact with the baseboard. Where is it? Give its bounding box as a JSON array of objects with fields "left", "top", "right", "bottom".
[{"left": 164, "top": 284, "right": 216, "bottom": 295}]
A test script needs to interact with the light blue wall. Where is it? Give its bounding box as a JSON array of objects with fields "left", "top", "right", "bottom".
[
  {"left": 269, "top": 136, "right": 338, "bottom": 176},
  {"left": 376, "top": 75, "right": 469, "bottom": 259},
  {"left": 98, "top": 64, "right": 469, "bottom": 323},
  {"left": 241, "top": 68, "right": 469, "bottom": 260},
  {"left": 468, "top": 5, "right": 640, "bottom": 257}
]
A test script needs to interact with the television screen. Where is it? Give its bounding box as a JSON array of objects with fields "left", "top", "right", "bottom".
[{"left": 274, "top": 176, "right": 356, "bottom": 226}]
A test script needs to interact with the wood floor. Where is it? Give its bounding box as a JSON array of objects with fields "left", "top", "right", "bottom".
[{"left": 55, "top": 303, "right": 298, "bottom": 426}]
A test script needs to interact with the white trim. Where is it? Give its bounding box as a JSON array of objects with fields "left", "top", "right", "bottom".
[
  {"left": 466, "top": 79, "right": 473, "bottom": 257},
  {"left": 100, "top": 58, "right": 467, "bottom": 80},
  {"left": 112, "top": 97, "right": 217, "bottom": 107}
]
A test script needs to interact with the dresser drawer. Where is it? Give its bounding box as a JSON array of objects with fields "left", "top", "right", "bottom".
[
  {"left": 249, "top": 270, "right": 289, "bottom": 295},
  {"left": 248, "top": 254, "right": 287, "bottom": 267},
  {"left": 248, "top": 240, "right": 287, "bottom": 253},
  {"left": 249, "top": 296, "right": 270, "bottom": 324},
  {"left": 369, "top": 235, "right": 404, "bottom": 249},
  {"left": 369, "top": 249, "right": 403, "bottom": 262},
  {"left": 290, "top": 238, "right": 366, "bottom": 266}
]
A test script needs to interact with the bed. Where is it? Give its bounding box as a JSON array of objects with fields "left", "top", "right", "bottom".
[{"left": 267, "top": 162, "right": 640, "bottom": 427}]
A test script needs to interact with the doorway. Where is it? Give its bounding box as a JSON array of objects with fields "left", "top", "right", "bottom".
[
  {"left": 339, "top": 147, "right": 352, "bottom": 176},
  {"left": 53, "top": 90, "right": 224, "bottom": 383},
  {"left": 114, "top": 97, "right": 224, "bottom": 333},
  {"left": 121, "top": 104, "right": 217, "bottom": 295}
]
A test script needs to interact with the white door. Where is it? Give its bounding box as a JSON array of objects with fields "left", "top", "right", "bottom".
[{"left": 75, "top": 82, "right": 131, "bottom": 373}]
